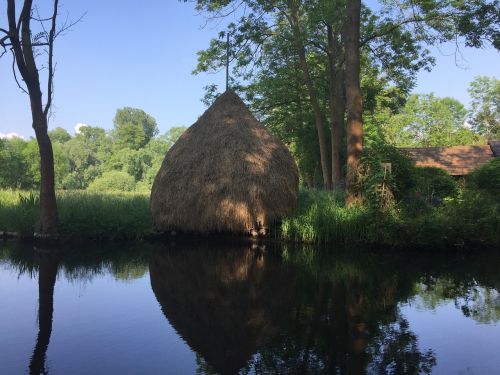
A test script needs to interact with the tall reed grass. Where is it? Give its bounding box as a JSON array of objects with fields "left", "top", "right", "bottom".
[
  {"left": 280, "top": 189, "right": 373, "bottom": 243},
  {"left": 0, "top": 190, "right": 152, "bottom": 239},
  {"left": 280, "top": 188, "right": 500, "bottom": 248},
  {"left": 1, "top": 187, "right": 498, "bottom": 247}
]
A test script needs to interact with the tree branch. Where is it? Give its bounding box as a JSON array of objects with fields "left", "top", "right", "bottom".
[
  {"left": 11, "top": 49, "right": 28, "bottom": 94},
  {"left": 7, "top": 0, "right": 29, "bottom": 79},
  {"left": 44, "top": 0, "right": 59, "bottom": 117}
]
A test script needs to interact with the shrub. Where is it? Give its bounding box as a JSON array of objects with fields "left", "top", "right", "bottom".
[
  {"left": 88, "top": 171, "right": 136, "bottom": 192},
  {"left": 413, "top": 167, "right": 457, "bottom": 199},
  {"left": 358, "top": 144, "right": 416, "bottom": 208},
  {"left": 444, "top": 190, "right": 500, "bottom": 247},
  {"left": 469, "top": 158, "right": 500, "bottom": 196}
]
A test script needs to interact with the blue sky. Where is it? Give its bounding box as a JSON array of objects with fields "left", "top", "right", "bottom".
[{"left": 0, "top": 0, "right": 499, "bottom": 139}]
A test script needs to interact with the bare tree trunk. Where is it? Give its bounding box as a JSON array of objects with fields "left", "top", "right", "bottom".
[
  {"left": 327, "top": 25, "right": 345, "bottom": 190},
  {"left": 344, "top": 0, "right": 363, "bottom": 205},
  {"left": 6, "top": 0, "right": 59, "bottom": 235},
  {"left": 33, "top": 114, "right": 58, "bottom": 234},
  {"left": 288, "top": 1, "right": 331, "bottom": 189}
]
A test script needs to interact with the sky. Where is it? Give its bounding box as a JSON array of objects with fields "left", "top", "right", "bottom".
[{"left": 0, "top": 0, "right": 499, "bottom": 140}]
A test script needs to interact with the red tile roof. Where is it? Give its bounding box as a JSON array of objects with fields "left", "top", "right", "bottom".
[{"left": 401, "top": 145, "right": 495, "bottom": 176}]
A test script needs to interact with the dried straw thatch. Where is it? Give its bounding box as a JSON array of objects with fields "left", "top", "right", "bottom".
[{"left": 150, "top": 90, "right": 299, "bottom": 234}]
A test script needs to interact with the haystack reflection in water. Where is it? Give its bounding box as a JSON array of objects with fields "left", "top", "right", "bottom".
[
  {"left": 150, "top": 242, "right": 296, "bottom": 374},
  {"left": 149, "top": 242, "right": 438, "bottom": 374}
]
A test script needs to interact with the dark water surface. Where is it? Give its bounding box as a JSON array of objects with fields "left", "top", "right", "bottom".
[{"left": 1, "top": 241, "right": 500, "bottom": 375}]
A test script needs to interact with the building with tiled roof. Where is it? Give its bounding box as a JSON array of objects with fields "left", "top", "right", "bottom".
[{"left": 401, "top": 141, "right": 499, "bottom": 176}]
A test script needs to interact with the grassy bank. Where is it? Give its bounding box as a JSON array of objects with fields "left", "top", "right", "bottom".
[
  {"left": 280, "top": 188, "right": 500, "bottom": 248},
  {"left": 1, "top": 185, "right": 498, "bottom": 247},
  {"left": 0, "top": 190, "right": 152, "bottom": 240}
]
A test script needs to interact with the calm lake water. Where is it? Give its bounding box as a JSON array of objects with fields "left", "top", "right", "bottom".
[{"left": 1, "top": 240, "right": 500, "bottom": 375}]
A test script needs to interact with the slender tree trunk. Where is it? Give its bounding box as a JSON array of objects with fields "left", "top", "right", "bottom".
[
  {"left": 7, "top": 0, "right": 59, "bottom": 235},
  {"left": 289, "top": 0, "right": 331, "bottom": 189},
  {"left": 33, "top": 114, "right": 58, "bottom": 234},
  {"left": 344, "top": 0, "right": 363, "bottom": 205},
  {"left": 327, "top": 25, "right": 345, "bottom": 190}
]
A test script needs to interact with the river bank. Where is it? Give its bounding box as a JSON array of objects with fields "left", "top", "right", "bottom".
[{"left": 1, "top": 188, "right": 498, "bottom": 248}]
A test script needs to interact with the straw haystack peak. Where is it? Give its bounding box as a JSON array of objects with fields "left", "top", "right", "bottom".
[{"left": 150, "top": 90, "right": 299, "bottom": 234}]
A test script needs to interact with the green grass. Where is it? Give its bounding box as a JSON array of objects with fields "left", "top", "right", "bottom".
[
  {"left": 0, "top": 190, "right": 152, "bottom": 239},
  {"left": 281, "top": 189, "right": 372, "bottom": 243},
  {"left": 279, "top": 188, "right": 500, "bottom": 248},
  {"left": 1, "top": 187, "right": 498, "bottom": 247}
]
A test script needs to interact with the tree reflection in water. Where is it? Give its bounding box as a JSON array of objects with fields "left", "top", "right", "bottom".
[
  {"left": 29, "top": 250, "right": 58, "bottom": 375},
  {"left": 250, "top": 247, "right": 438, "bottom": 375}
]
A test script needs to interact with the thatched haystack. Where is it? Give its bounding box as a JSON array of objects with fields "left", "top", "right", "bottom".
[
  {"left": 150, "top": 90, "right": 299, "bottom": 234},
  {"left": 149, "top": 242, "right": 297, "bottom": 375}
]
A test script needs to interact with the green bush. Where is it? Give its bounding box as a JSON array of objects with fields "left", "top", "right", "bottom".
[
  {"left": 359, "top": 144, "right": 416, "bottom": 208},
  {"left": 413, "top": 167, "right": 457, "bottom": 199},
  {"left": 444, "top": 190, "right": 500, "bottom": 247},
  {"left": 469, "top": 158, "right": 500, "bottom": 196},
  {"left": 88, "top": 171, "right": 136, "bottom": 192}
]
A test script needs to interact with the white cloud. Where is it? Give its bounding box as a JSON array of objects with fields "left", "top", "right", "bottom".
[
  {"left": 74, "top": 123, "right": 89, "bottom": 134},
  {"left": 0, "top": 132, "right": 25, "bottom": 140}
]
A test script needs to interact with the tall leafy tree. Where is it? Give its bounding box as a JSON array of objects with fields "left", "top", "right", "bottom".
[
  {"left": 48, "top": 127, "right": 71, "bottom": 143},
  {"left": 63, "top": 126, "right": 110, "bottom": 189},
  {"left": 344, "top": 0, "right": 363, "bottom": 203},
  {"left": 187, "top": 0, "right": 437, "bottom": 189},
  {"left": 0, "top": 138, "right": 26, "bottom": 188},
  {"left": 382, "top": 94, "right": 484, "bottom": 147},
  {"left": 113, "top": 107, "right": 159, "bottom": 149},
  {"left": 468, "top": 76, "right": 500, "bottom": 139}
]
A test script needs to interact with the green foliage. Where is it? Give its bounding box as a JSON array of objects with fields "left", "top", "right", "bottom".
[
  {"left": 113, "top": 107, "right": 159, "bottom": 149},
  {"left": 382, "top": 94, "right": 484, "bottom": 147},
  {"left": 57, "top": 191, "right": 152, "bottom": 239},
  {"left": 48, "top": 127, "right": 71, "bottom": 143},
  {"left": 413, "top": 167, "right": 457, "bottom": 199},
  {"left": 0, "top": 190, "right": 152, "bottom": 240},
  {"left": 0, "top": 191, "right": 39, "bottom": 235},
  {"left": 359, "top": 144, "right": 416, "bottom": 208},
  {"left": 280, "top": 184, "right": 499, "bottom": 247},
  {"left": 0, "top": 139, "right": 27, "bottom": 188},
  {"left": 63, "top": 126, "right": 110, "bottom": 189},
  {"left": 0, "top": 107, "right": 184, "bottom": 193},
  {"left": 444, "top": 190, "right": 500, "bottom": 247},
  {"left": 190, "top": 0, "right": 438, "bottom": 185},
  {"left": 281, "top": 189, "right": 372, "bottom": 243},
  {"left": 469, "top": 158, "right": 500, "bottom": 196},
  {"left": 468, "top": 76, "right": 500, "bottom": 138},
  {"left": 88, "top": 171, "right": 136, "bottom": 192}
]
